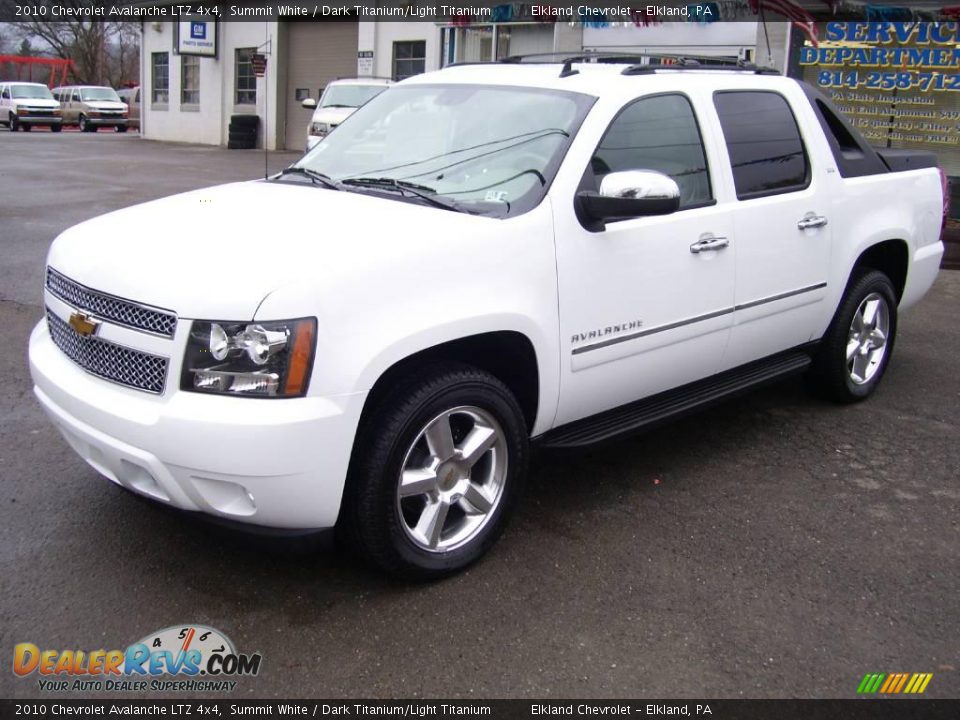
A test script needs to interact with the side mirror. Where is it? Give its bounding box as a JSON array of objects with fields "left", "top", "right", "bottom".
[
  {"left": 301, "top": 98, "right": 317, "bottom": 109},
  {"left": 577, "top": 170, "right": 680, "bottom": 226}
]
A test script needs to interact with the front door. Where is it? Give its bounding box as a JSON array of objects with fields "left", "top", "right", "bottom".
[{"left": 553, "top": 92, "right": 736, "bottom": 427}]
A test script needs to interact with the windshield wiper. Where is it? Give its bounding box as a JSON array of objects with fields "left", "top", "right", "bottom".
[
  {"left": 273, "top": 166, "right": 342, "bottom": 190},
  {"left": 341, "top": 177, "right": 466, "bottom": 213}
]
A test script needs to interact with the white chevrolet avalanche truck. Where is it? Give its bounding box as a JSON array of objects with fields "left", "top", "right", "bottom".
[{"left": 29, "top": 59, "right": 944, "bottom": 578}]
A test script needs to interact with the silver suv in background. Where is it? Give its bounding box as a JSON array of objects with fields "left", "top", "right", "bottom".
[
  {"left": 0, "top": 82, "right": 62, "bottom": 132},
  {"left": 301, "top": 77, "right": 392, "bottom": 150},
  {"left": 52, "top": 85, "right": 129, "bottom": 132}
]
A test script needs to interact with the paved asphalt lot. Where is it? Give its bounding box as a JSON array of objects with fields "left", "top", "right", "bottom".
[{"left": 1, "top": 132, "right": 958, "bottom": 700}]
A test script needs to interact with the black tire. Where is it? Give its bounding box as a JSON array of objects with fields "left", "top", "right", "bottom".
[
  {"left": 9, "top": 114, "right": 18, "bottom": 131},
  {"left": 79, "top": 115, "right": 95, "bottom": 133},
  {"left": 21, "top": 123, "right": 31, "bottom": 132},
  {"left": 341, "top": 364, "right": 529, "bottom": 580},
  {"left": 228, "top": 130, "right": 257, "bottom": 143},
  {"left": 51, "top": 124, "right": 62, "bottom": 133},
  {"left": 229, "top": 114, "right": 260, "bottom": 129},
  {"left": 226, "top": 139, "right": 255, "bottom": 150},
  {"left": 808, "top": 269, "right": 898, "bottom": 403},
  {"left": 115, "top": 125, "right": 128, "bottom": 133}
]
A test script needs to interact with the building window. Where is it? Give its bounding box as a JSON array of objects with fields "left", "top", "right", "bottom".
[
  {"left": 235, "top": 48, "right": 257, "bottom": 105},
  {"left": 392, "top": 41, "right": 426, "bottom": 81},
  {"left": 151, "top": 52, "right": 168, "bottom": 104},
  {"left": 181, "top": 55, "right": 200, "bottom": 106}
]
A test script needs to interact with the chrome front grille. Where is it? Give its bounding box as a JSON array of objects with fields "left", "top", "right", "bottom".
[
  {"left": 46, "top": 310, "right": 168, "bottom": 394},
  {"left": 46, "top": 268, "right": 177, "bottom": 338}
]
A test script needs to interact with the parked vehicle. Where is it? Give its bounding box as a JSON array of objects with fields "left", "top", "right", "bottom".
[
  {"left": 29, "top": 59, "right": 944, "bottom": 579},
  {"left": 301, "top": 77, "right": 392, "bottom": 151},
  {"left": 52, "top": 85, "right": 129, "bottom": 132},
  {"left": 0, "top": 82, "right": 62, "bottom": 132},
  {"left": 116, "top": 87, "right": 140, "bottom": 131}
]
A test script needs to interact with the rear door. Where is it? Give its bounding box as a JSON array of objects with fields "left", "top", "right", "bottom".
[{"left": 711, "top": 88, "right": 833, "bottom": 370}]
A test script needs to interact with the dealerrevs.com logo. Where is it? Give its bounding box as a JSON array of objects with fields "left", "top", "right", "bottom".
[{"left": 13, "top": 625, "right": 262, "bottom": 693}]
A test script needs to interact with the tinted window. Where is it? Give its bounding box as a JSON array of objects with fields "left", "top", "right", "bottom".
[
  {"left": 591, "top": 94, "right": 712, "bottom": 208},
  {"left": 714, "top": 91, "right": 809, "bottom": 199}
]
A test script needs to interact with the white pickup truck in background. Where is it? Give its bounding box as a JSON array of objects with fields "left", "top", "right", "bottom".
[{"left": 28, "top": 57, "right": 944, "bottom": 579}]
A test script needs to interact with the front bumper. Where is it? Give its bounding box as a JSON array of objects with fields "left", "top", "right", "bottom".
[
  {"left": 87, "top": 117, "right": 128, "bottom": 127},
  {"left": 29, "top": 319, "right": 366, "bottom": 530},
  {"left": 19, "top": 115, "right": 62, "bottom": 126}
]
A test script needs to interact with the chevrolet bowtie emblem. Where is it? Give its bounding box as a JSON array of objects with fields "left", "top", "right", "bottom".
[{"left": 68, "top": 311, "right": 100, "bottom": 337}]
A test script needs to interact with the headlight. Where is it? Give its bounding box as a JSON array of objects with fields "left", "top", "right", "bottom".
[
  {"left": 309, "top": 122, "right": 329, "bottom": 137},
  {"left": 180, "top": 318, "right": 316, "bottom": 398}
]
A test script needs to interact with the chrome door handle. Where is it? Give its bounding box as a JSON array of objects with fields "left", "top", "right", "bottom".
[
  {"left": 690, "top": 235, "right": 729, "bottom": 254},
  {"left": 797, "top": 214, "right": 828, "bottom": 230}
]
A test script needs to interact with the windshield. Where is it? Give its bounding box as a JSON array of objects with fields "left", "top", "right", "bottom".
[
  {"left": 297, "top": 84, "right": 593, "bottom": 217},
  {"left": 81, "top": 87, "right": 121, "bottom": 102},
  {"left": 11, "top": 84, "right": 53, "bottom": 100},
  {"left": 320, "top": 84, "right": 388, "bottom": 109}
]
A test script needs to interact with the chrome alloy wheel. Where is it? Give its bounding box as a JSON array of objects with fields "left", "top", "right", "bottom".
[
  {"left": 396, "top": 406, "right": 508, "bottom": 553},
  {"left": 847, "top": 292, "right": 890, "bottom": 385}
]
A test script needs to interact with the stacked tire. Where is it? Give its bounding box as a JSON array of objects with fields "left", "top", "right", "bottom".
[{"left": 228, "top": 114, "right": 259, "bottom": 149}]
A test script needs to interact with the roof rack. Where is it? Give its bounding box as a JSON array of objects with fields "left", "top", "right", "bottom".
[
  {"left": 444, "top": 51, "right": 778, "bottom": 78},
  {"left": 622, "top": 58, "right": 779, "bottom": 76}
]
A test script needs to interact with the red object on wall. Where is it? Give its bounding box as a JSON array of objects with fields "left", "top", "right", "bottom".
[{"left": 0, "top": 56, "right": 75, "bottom": 87}]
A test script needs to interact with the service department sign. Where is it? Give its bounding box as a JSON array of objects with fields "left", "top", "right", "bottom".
[{"left": 177, "top": 20, "right": 217, "bottom": 58}]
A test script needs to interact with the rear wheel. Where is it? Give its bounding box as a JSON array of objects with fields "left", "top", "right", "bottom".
[
  {"left": 342, "top": 364, "right": 528, "bottom": 579},
  {"left": 808, "top": 269, "right": 898, "bottom": 403}
]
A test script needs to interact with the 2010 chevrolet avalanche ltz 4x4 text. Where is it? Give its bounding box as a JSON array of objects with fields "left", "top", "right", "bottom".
[{"left": 28, "top": 58, "right": 944, "bottom": 578}]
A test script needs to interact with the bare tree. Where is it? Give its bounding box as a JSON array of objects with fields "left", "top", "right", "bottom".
[{"left": 13, "top": 4, "right": 139, "bottom": 86}]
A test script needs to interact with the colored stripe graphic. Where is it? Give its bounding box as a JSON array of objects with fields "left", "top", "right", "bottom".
[{"left": 857, "top": 672, "right": 933, "bottom": 694}]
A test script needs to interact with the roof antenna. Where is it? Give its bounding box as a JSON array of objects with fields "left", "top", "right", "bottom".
[{"left": 559, "top": 58, "right": 580, "bottom": 78}]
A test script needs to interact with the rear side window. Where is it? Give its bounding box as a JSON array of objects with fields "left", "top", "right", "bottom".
[
  {"left": 590, "top": 93, "right": 712, "bottom": 209},
  {"left": 714, "top": 91, "right": 809, "bottom": 200}
]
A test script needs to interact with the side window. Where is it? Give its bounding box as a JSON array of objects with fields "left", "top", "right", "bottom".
[
  {"left": 72, "top": 90, "right": 81, "bottom": 102},
  {"left": 590, "top": 94, "right": 712, "bottom": 209},
  {"left": 1, "top": 87, "right": 8, "bottom": 100},
  {"left": 714, "top": 91, "right": 809, "bottom": 199}
]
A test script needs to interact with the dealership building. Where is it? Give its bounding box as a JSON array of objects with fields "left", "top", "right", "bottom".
[{"left": 137, "top": 19, "right": 758, "bottom": 151}]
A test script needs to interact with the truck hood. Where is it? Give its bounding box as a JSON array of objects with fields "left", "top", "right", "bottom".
[
  {"left": 17, "top": 98, "right": 59, "bottom": 109},
  {"left": 46, "top": 180, "right": 493, "bottom": 320},
  {"left": 310, "top": 106, "right": 355, "bottom": 126},
  {"left": 87, "top": 101, "right": 127, "bottom": 111}
]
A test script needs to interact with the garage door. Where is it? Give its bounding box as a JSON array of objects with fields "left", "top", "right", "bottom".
[{"left": 284, "top": 22, "right": 358, "bottom": 151}]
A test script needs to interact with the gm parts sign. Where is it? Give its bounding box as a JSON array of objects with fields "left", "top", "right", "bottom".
[{"left": 178, "top": 20, "right": 217, "bottom": 57}]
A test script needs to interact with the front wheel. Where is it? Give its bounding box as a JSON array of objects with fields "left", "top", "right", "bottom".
[
  {"left": 343, "top": 365, "right": 529, "bottom": 579},
  {"left": 808, "top": 269, "right": 898, "bottom": 403},
  {"left": 79, "top": 115, "right": 94, "bottom": 132},
  {"left": 115, "top": 125, "right": 128, "bottom": 133},
  {"left": 9, "top": 114, "right": 18, "bottom": 131}
]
